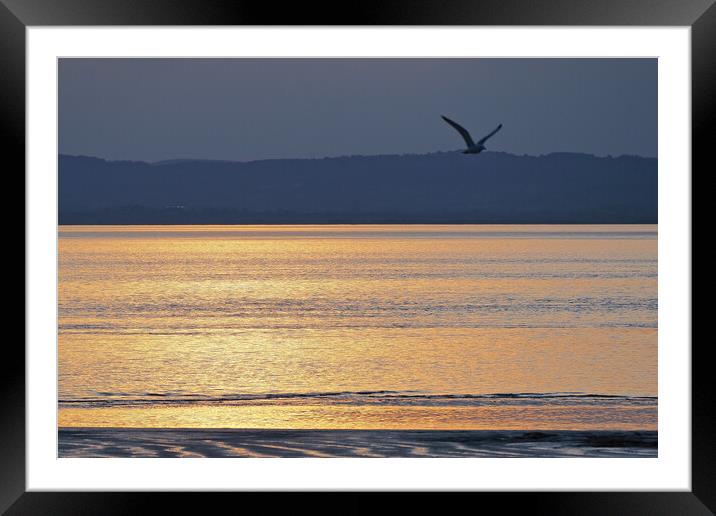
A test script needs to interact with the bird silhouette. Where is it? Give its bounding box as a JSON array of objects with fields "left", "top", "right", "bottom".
[{"left": 441, "top": 116, "right": 502, "bottom": 154}]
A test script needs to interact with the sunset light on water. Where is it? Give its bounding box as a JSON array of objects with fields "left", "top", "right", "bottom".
[{"left": 59, "top": 225, "right": 656, "bottom": 433}]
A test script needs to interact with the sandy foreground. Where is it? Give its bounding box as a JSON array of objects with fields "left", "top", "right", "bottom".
[{"left": 58, "top": 428, "right": 657, "bottom": 458}]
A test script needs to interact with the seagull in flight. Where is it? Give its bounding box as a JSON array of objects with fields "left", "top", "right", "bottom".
[{"left": 441, "top": 116, "right": 503, "bottom": 154}]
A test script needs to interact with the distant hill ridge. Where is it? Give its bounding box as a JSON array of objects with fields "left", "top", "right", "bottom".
[{"left": 59, "top": 151, "right": 657, "bottom": 224}]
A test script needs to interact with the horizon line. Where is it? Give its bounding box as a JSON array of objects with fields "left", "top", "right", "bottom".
[{"left": 58, "top": 149, "right": 658, "bottom": 165}]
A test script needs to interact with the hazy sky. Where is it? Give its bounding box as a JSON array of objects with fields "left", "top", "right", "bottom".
[{"left": 59, "top": 58, "right": 657, "bottom": 162}]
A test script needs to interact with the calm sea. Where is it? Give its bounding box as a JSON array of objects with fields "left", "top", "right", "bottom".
[{"left": 58, "top": 225, "right": 657, "bottom": 430}]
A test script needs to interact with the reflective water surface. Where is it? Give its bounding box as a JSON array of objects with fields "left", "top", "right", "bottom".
[{"left": 59, "top": 225, "right": 657, "bottom": 430}]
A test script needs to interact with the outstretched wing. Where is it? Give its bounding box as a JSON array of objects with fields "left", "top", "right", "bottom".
[
  {"left": 441, "top": 116, "right": 475, "bottom": 148},
  {"left": 477, "top": 123, "right": 503, "bottom": 146}
]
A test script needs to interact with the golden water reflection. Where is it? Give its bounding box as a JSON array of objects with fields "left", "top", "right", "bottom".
[
  {"left": 59, "top": 225, "right": 657, "bottom": 430},
  {"left": 59, "top": 404, "right": 656, "bottom": 431}
]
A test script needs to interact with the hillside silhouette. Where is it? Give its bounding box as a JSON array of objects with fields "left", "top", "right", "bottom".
[{"left": 59, "top": 151, "right": 657, "bottom": 224}]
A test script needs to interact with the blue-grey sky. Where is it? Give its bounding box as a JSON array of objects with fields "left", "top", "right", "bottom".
[{"left": 59, "top": 58, "right": 657, "bottom": 162}]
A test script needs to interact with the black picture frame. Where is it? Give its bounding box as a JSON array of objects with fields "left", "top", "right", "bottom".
[{"left": 8, "top": 0, "right": 708, "bottom": 513}]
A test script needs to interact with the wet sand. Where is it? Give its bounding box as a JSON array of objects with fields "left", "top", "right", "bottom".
[{"left": 58, "top": 428, "right": 657, "bottom": 458}]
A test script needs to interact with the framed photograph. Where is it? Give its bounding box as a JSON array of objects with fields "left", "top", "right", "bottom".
[{"left": 11, "top": 0, "right": 709, "bottom": 512}]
